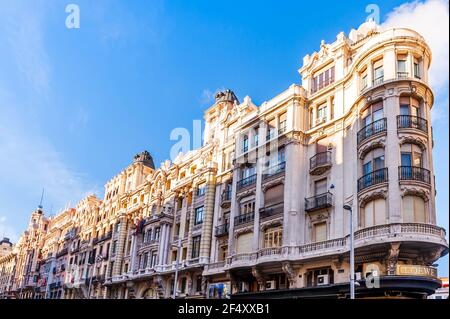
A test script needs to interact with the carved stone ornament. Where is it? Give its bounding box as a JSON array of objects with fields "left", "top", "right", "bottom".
[
  {"left": 385, "top": 243, "right": 400, "bottom": 275},
  {"left": 398, "top": 135, "right": 427, "bottom": 150},
  {"left": 359, "top": 188, "right": 388, "bottom": 208},
  {"left": 358, "top": 138, "right": 386, "bottom": 159},
  {"left": 400, "top": 186, "right": 430, "bottom": 202},
  {"left": 260, "top": 218, "right": 283, "bottom": 231},
  {"left": 234, "top": 226, "right": 253, "bottom": 238},
  {"left": 281, "top": 262, "right": 296, "bottom": 287}
]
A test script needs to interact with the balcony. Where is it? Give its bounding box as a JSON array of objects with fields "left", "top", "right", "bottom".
[
  {"left": 220, "top": 189, "right": 232, "bottom": 207},
  {"left": 215, "top": 222, "right": 229, "bottom": 237},
  {"left": 309, "top": 151, "right": 332, "bottom": 175},
  {"left": 397, "top": 71, "right": 409, "bottom": 79},
  {"left": 398, "top": 166, "right": 431, "bottom": 184},
  {"left": 234, "top": 212, "right": 255, "bottom": 226},
  {"left": 358, "top": 168, "right": 389, "bottom": 192},
  {"left": 397, "top": 115, "right": 428, "bottom": 133},
  {"left": 56, "top": 247, "right": 68, "bottom": 258},
  {"left": 263, "top": 162, "right": 285, "bottom": 180},
  {"left": 373, "top": 75, "right": 384, "bottom": 85},
  {"left": 237, "top": 174, "right": 257, "bottom": 191},
  {"left": 259, "top": 202, "right": 284, "bottom": 219},
  {"left": 305, "top": 192, "right": 333, "bottom": 212},
  {"left": 357, "top": 118, "right": 387, "bottom": 146}
]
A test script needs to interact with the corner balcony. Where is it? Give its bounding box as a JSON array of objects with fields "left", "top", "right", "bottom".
[
  {"left": 398, "top": 166, "right": 431, "bottom": 184},
  {"left": 259, "top": 202, "right": 284, "bottom": 220},
  {"left": 357, "top": 118, "right": 387, "bottom": 147},
  {"left": 309, "top": 151, "right": 332, "bottom": 175},
  {"left": 237, "top": 174, "right": 257, "bottom": 192},
  {"left": 357, "top": 168, "right": 388, "bottom": 192},
  {"left": 225, "top": 223, "right": 447, "bottom": 270},
  {"left": 305, "top": 192, "right": 333, "bottom": 212},
  {"left": 397, "top": 115, "right": 428, "bottom": 133}
]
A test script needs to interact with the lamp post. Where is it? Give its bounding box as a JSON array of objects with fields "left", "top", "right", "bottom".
[{"left": 343, "top": 204, "right": 355, "bottom": 299}]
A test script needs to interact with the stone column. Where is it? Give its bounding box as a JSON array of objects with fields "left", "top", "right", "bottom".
[
  {"left": 227, "top": 167, "right": 240, "bottom": 255},
  {"left": 252, "top": 156, "right": 264, "bottom": 251},
  {"left": 199, "top": 165, "right": 217, "bottom": 264},
  {"left": 112, "top": 213, "right": 128, "bottom": 276},
  {"left": 157, "top": 224, "right": 167, "bottom": 266},
  {"left": 186, "top": 188, "right": 196, "bottom": 261},
  {"left": 283, "top": 133, "right": 307, "bottom": 245},
  {"left": 210, "top": 183, "right": 222, "bottom": 262},
  {"left": 384, "top": 95, "right": 402, "bottom": 223}
]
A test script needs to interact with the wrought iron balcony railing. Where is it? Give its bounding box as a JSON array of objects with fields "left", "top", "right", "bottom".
[
  {"left": 263, "top": 162, "right": 285, "bottom": 180},
  {"left": 237, "top": 174, "right": 257, "bottom": 191},
  {"left": 398, "top": 166, "right": 431, "bottom": 184},
  {"left": 259, "top": 202, "right": 284, "bottom": 219},
  {"left": 234, "top": 212, "right": 255, "bottom": 226},
  {"left": 305, "top": 192, "right": 333, "bottom": 212},
  {"left": 310, "top": 151, "right": 332, "bottom": 171},
  {"left": 358, "top": 168, "right": 389, "bottom": 192},
  {"left": 215, "top": 222, "right": 229, "bottom": 237},
  {"left": 357, "top": 118, "right": 387, "bottom": 145},
  {"left": 397, "top": 115, "right": 428, "bottom": 133}
]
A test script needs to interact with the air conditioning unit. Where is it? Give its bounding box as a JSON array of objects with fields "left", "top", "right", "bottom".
[
  {"left": 265, "top": 280, "right": 276, "bottom": 290},
  {"left": 317, "top": 274, "right": 329, "bottom": 286},
  {"left": 355, "top": 272, "right": 362, "bottom": 280}
]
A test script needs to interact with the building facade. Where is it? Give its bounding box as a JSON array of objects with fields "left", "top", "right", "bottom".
[{"left": 0, "top": 21, "right": 448, "bottom": 299}]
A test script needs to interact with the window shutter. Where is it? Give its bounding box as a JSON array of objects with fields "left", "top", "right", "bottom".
[
  {"left": 264, "top": 184, "right": 284, "bottom": 206},
  {"left": 374, "top": 199, "right": 386, "bottom": 226},
  {"left": 236, "top": 233, "right": 253, "bottom": 253},
  {"left": 314, "top": 223, "right": 327, "bottom": 242},
  {"left": 414, "top": 197, "right": 426, "bottom": 223},
  {"left": 402, "top": 196, "right": 415, "bottom": 223},
  {"left": 364, "top": 202, "right": 374, "bottom": 227}
]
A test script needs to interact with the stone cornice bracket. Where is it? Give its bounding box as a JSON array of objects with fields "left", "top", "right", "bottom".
[
  {"left": 281, "top": 261, "right": 297, "bottom": 288},
  {"left": 285, "top": 130, "right": 308, "bottom": 146},
  {"left": 251, "top": 266, "right": 267, "bottom": 288},
  {"left": 385, "top": 243, "right": 400, "bottom": 275},
  {"left": 423, "top": 247, "right": 445, "bottom": 266}
]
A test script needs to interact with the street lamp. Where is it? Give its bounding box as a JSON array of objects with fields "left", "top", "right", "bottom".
[{"left": 343, "top": 204, "right": 355, "bottom": 300}]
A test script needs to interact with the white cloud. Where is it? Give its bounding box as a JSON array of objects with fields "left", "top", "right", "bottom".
[{"left": 382, "top": 0, "right": 449, "bottom": 123}]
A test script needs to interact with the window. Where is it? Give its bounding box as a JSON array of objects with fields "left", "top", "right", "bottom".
[
  {"left": 414, "top": 57, "right": 421, "bottom": 78},
  {"left": 311, "top": 66, "right": 335, "bottom": 94},
  {"left": 264, "top": 226, "right": 282, "bottom": 248},
  {"left": 240, "top": 201, "right": 255, "bottom": 215},
  {"left": 242, "top": 135, "right": 249, "bottom": 153},
  {"left": 191, "top": 236, "right": 201, "bottom": 258},
  {"left": 361, "top": 70, "right": 368, "bottom": 89},
  {"left": 264, "top": 184, "right": 284, "bottom": 206},
  {"left": 362, "top": 198, "right": 386, "bottom": 227},
  {"left": 316, "top": 103, "right": 327, "bottom": 124},
  {"left": 194, "top": 206, "right": 204, "bottom": 225},
  {"left": 278, "top": 113, "right": 287, "bottom": 134},
  {"left": 397, "top": 55, "right": 407, "bottom": 77},
  {"left": 154, "top": 227, "right": 160, "bottom": 241},
  {"left": 313, "top": 222, "right": 327, "bottom": 242},
  {"left": 402, "top": 195, "right": 426, "bottom": 223},
  {"left": 399, "top": 96, "right": 421, "bottom": 117},
  {"left": 196, "top": 184, "right": 206, "bottom": 197},
  {"left": 401, "top": 144, "right": 423, "bottom": 167},
  {"left": 143, "top": 252, "right": 148, "bottom": 268},
  {"left": 266, "top": 119, "right": 276, "bottom": 140},
  {"left": 362, "top": 101, "right": 384, "bottom": 127},
  {"left": 253, "top": 126, "right": 259, "bottom": 147},
  {"left": 373, "top": 59, "right": 384, "bottom": 84},
  {"left": 181, "top": 277, "right": 187, "bottom": 293},
  {"left": 314, "top": 178, "right": 328, "bottom": 196},
  {"left": 151, "top": 252, "right": 158, "bottom": 267},
  {"left": 196, "top": 275, "right": 202, "bottom": 292}
]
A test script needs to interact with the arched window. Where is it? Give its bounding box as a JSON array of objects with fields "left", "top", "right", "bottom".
[
  {"left": 361, "top": 198, "right": 386, "bottom": 228},
  {"left": 402, "top": 195, "right": 426, "bottom": 223}
]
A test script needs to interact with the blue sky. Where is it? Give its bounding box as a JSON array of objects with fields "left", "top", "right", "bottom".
[{"left": 0, "top": 0, "right": 448, "bottom": 276}]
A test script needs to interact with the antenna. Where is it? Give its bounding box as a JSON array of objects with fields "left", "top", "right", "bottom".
[{"left": 38, "top": 188, "right": 45, "bottom": 209}]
